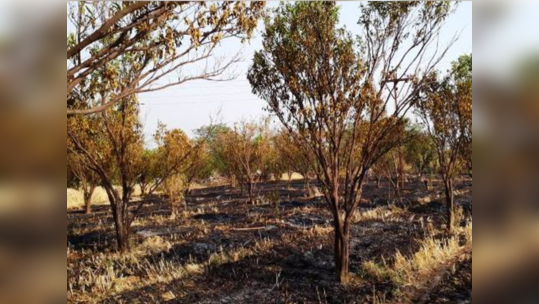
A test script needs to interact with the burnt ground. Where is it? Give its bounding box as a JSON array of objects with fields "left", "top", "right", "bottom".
[
  {"left": 67, "top": 177, "right": 472, "bottom": 303},
  {"left": 421, "top": 254, "right": 472, "bottom": 304}
]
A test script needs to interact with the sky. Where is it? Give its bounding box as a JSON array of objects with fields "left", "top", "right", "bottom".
[{"left": 134, "top": 2, "right": 473, "bottom": 147}]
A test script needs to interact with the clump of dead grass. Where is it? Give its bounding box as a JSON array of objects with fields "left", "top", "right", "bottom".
[
  {"left": 138, "top": 236, "right": 172, "bottom": 254},
  {"left": 353, "top": 205, "right": 405, "bottom": 223},
  {"left": 300, "top": 224, "right": 333, "bottom": 238},
  {"left": 361, "top": 220, "right": 472, "bottom": 287}
]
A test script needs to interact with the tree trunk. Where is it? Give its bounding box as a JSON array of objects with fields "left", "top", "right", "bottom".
[
  {"left": 231, "top": 174, "right": 237, "bottom": 188},
  {"left": 115, "top": 217, "right": 130, "bottom": 253},
  {"left": 444, "top": 178, "right": 455, "bottom": 233},
  {"left": 397, "top": 147, "right": 405, "bottom": 190},
  {"left": 376, "top": 176, "right": 381, "bottom": 189},
  {"left": 305, "top": 178, "right": 311, "bottom": 198},
  {"left": 169, "top": 188, "right": 178, "bottom": 216},
  {"left": 330, "top": 181, "right": 351, "bottom": 284},
  {"left": 139, "top": 183, "right": 146, "bottom": 197},
  {"left": 248, "top": 180, "right": 255, "bottom": 205},
  {"left": 104, "top": 183, "right": 130, "bottom": 253},
  {"left": 287, "top": 170, "right": 292, "bottom": 190},
  {"left": 80, "top": 181, "right": 95, "bottom": 214},
  {"left": 393, "top": 176, "right": 401, "bottom": 198},
  {"left": 84, "top": 191, "right": 92, "bottom": 214},
  {"left": 185, "top": 183, "right": 192, "bottom": 196},
  {"left": 334, "top": 224, "right": 350, "bottom": 283},
  {"left": 108, "top": 189, "right": 130, "bottom": 253}
]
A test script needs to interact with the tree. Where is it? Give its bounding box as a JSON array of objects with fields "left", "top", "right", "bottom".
[
  {"left": 404, "top": 129, "right": 436, "bottom": 178},
  {"left": 138, "top": 122, "right": 207, "bottom": 205},
  {"left": 403, "top": 129, "right": 437, "bottom": 190},
  {"left": 153, "top": 124, "right": 194, "bottom": 215},
  {"left": 452, "top": 54, "right": 472, "bottom": 177},
  {"left": 66, "top": 107, "right": 106, "bottom": 216},
  {"left": 67, "top": 1, "right": 265, "bottom": 115},
  {"left": 183, "top": 140, "right": 213, "bottom": 195},
  {"left": 372, "top": 150, "right": 401, "bottom": 197},
  {"left": 369, "top": 122, "right": 415, "bottom": 197},
  {"left": 219, "top": 120, "right": 270, "bottom": 204},
  {"left": 248, "top": 2, "right": 455, "bottom": 282},
  {"left": 68, "top": 96, "right": 144, "bottom": 252},
  {"left": 137, "top": 149, "right": 160, "bottom": 197},
  {"left": 416, "top": 55, "right": 472, "bottom": 233},
  {"left": 212, "top": 128, "right": 243, "bottom": 189},
  {"left": 273, "top": 129, "right": 314, "bottom": 195},
  {"left": 68, "top": 152, "right": 100, "bottom": 214},
  {"left": 259, "top": 133, "right": 283, "bottom": 182},
  {"left": 66, "top": 112, "right": 101, "bottom": 215},
  {"left": 195, "top": 124, "right": 237, "bottom": 184}
]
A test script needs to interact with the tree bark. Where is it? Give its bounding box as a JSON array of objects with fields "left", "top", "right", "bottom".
[
  {"left": 169, "top": 189, "right": 178, "bottom": 216},
  {"left": 103, "top": 184, "right": 131, "bottom": 253},
  {"left": 393, "top": 176, "right": 401, "bottom": 198},
  {"left": 334, "top": 225, "right": 351, "bottom": 283},
  {"left": 248, "top": 180, "right": 255, "bottom": 205},
  {"left": 139, "top": 183, "right": 147, "bottom": 197},
  {"left": 83, "top": 185, "right": 96, "bottom": 214},
  {"left": 84, "top": 193, "right": 92, "bottom": 214},
  {"left": 231, "top": 175, "right": 237, "bottom": 188},
  {"left": 115, "top": 216, "right": 130, "bottom": 253},
  {"left": 84, "top": 191, "right": 93, "bottom": 214},
  {"left": 107, "top": 189, "right": 130, "bottom": 253},
  {"left": 287, "top": 170, "right": 293, "bottom": 190},
  {"left": 444, "top": 178, "right": 455, "bottom": 233},
  {"left": 305, "top": 178, "right": 311, "bottom": 198},
  {"left": 330, "top": 180, "right": 351, "bottom": 284}
]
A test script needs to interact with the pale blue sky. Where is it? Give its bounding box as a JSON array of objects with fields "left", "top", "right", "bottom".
[{"left": 134, "top": 2, "right": 473, "bottom": 147}]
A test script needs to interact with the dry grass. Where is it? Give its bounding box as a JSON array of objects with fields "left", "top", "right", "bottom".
[
  {"left": 354, "top": 205, "right": 404, "bottom": 223},
  {"left": 362, "top": 221, "right": 473, "bottom": 287},
  {"left": 279, "top": 172, "right": 304, "bottom": 181},
  {"left": 68, "top": 233, "right": 279, "bottom": 303},
  {"left": 138, "top": 236, "right": 173, "bottom": 254},
  {"left": 362, "top": 258, "right": 397, "bottom": 284},
  {"left": 68, "top": 179, "right": 472, "bottom": 302},
  {"left": 67, "top": 185, "right": 142, "bottom": 210},
  {"left": 299, "top": 224, "right": 333, "bottom": 238},
  {"left": 392, "top": 236, "right": 461, "bottom": 285}
]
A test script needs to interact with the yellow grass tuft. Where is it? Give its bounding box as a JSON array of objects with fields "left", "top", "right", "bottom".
[
  {"left": 184, "top": 263, "right": 203, "bottom": 274},
  {"left": 392, "top": 236, "right": 461, "bottom": 284},
  {"left": 139, "top": 236, "right": 172, "bottom": 254},
  {"left": 362, "top": 258, "right": 396, "bottom": 283},
  {"left": 353, "top": 205, "right": 403, "bottom": 223},
  {"left": 362, "top": 221, "right": 472, "bottom": 287}
]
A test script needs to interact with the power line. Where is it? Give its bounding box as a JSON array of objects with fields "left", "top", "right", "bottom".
[
  {"left": 140, "top": 82, "right": 252, "bottom": 90},
  {"left": 140, "top": 90, "right": 256, "bottom": 99},
  {"left": 140, "top": 98, "right": 265, "bottom": 106}
]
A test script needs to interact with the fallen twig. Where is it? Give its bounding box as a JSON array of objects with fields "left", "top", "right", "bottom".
[{"left": 231, "top": 226, "right": 276, "bottom": 231}]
